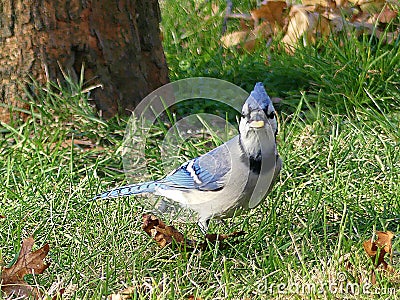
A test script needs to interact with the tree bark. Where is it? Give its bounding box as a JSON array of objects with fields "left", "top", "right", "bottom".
[{"left": 0, "top": 0, "right": 169, "bottom": 121}]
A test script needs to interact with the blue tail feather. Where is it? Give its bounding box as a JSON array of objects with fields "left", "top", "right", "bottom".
[{"left": 93, "top": 181, "right": 159, "bottom": 200}]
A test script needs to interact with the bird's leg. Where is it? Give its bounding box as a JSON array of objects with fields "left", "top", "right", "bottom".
[{"left": 197, "top": 218, "right": 210, "bottom": 235}]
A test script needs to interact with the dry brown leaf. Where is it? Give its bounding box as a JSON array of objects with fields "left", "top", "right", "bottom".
[
  {"left": 282, "top": 5, "right": 332, "bottom": 52},
  {"left": 350, "top": 8, "right": 369, "bottom": 23},
  {"left": 302, "top": 0, "right": 337, "bottom": 10},
  {"left": 223, "top": 0, "right": 398, "bottom": 55},
  {"left": 1, "top": 237, "right": 50, "bottom": 299},
  {"left": 358, "top": 0, "right": 386, "bottom": 14},
  {"left": 363, "top": 231, "right": 395, "bottom": 284},
  {"left": 376, "top": 7, "right": 398, "bottom": 23},
  {"left": 142, "top": 214, "right": 245, "bottom": 250},
  {"left": 221, "top": 20, "right": 277, "bottom": 51},
  {"left": 352, "top": 5, "right": 398, "bottom": 26},
  {"left": 253, "top": 21, "right": 278, "bottom": 38},
  {"left": 282, "top": 5, "right": 311, "bottom": 51},
  {"left": 348, "top": 0, "right": 388, "bottom": 13},
  {"left": 0, "top": 215, "right": 5, "bottom": 219},
  {"left": 375, "top": 231, "right": 394, "bottom": 254},
  {"left": 251, "top": 1, "right": 288, "bottom": 27},
  {"left": 375, "top": 28, "right": 400, "bottom": 44},
  {"left": 220, "top": 31, "right": 258, "bottom": 51},
  {"left": 340, "top": 236, "right": 399, "bottom": 286},
  {"left": 239, "top": 19, "right": 252, "bottom": 31},
  {"left": 336, "top": 0, "right": 349, "bottom": 6},
  {"left": 142, "top": 214, "right": 189, "bottom": 248},
  {"left": 363, "top": 231, "right": 394, "bottom": 266}
]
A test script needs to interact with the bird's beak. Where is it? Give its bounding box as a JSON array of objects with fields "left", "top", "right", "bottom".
[{"left": 249, "top": 120, "right": 265, "bottom": 128}]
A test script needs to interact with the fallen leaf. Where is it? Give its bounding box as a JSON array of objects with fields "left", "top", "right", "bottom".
[
  {"left": 142, "top": 214, "right": 245, "bottom": 250},
  {"left": 1, "top": 237, "right": 50, "bottom": 299},
  {"left": 363, "top": 231, "right": 395, "bottom": 284},
  {"left": 335, "top": 0, "right": 349, "bottom": 6},
  {"left": 221, "top": 21, "right": 276, "bottom": 51},
  {"left": 282, "top": 5, "right": 332, "bottom": 52},
  {"left": 142, "top": 214, "right": 190, "bottom": 248},
  {"left": 223, "top": 0, "right": 399, "bottom": 55},
  {"left": 0, "top": 215, "right": 5, "bottom": 218},
  {"left": 376, "top": 7, "right": 398, "bottom": 23},
  {"left": 251, "top": 1, "right": 288, "bottom": 27},
  {"left": 239, "top": 19, "right": 253, "bottom": 31},
  {"left": 253, "top": 21, "right": 278, "bottom": 38},
  {"left": 357, "top": 0, "right": 386, "bottom": 14},
  {"left": 220, "top": 30, "right": 258, "bottom": 51},
  {"left": 302, "top": 0, "right": 337, "bottom": 10},
  {"left": 374, "top": 28, "right": 400, "bottom": 44},
  {"left": 363, "top": 231, "right": 394, "bottom": 267}
]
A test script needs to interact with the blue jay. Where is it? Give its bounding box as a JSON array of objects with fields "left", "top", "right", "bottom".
[{"left": 94, "top": 82, "right": 281, "bottom": 232}]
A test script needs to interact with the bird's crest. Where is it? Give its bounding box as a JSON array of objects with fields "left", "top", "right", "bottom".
[{"left": 245, "top": 82, "right": 271, "bottom": 111}]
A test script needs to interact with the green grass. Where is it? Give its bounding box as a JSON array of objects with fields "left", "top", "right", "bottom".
[{"left": 1, "top": 0, "right": 400, "bottom": 299}]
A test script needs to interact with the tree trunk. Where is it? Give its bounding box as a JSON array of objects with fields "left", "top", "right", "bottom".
[{"left": 0, "top": 0, "right": 169, "bottom": 121}]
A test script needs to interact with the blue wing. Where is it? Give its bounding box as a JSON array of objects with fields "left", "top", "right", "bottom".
[{"left": 159, "top": 143, "right": 231, "bottom": 191}]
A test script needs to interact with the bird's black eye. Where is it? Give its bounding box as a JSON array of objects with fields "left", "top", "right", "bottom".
[
  {"left": 263, "top": 107, "right": 275, "bottom": 119},
  {"left": 241, "top": 113, "right": 246, "bottom": 118}
]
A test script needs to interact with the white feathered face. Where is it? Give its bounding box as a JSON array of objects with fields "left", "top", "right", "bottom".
[
  {"left": 239, "top": 99, "right": 277, "bottom": 157},
  {"left": 239, "top": 100, "right": 277, "bottom": 136}
]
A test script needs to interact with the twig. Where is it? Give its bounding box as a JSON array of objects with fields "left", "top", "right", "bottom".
[
  {"left": 222, "top": 0, "right": 233, "bottom": 35},
  {"left": 225, "top": 13, "right": 252, "bottom": 20}
]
